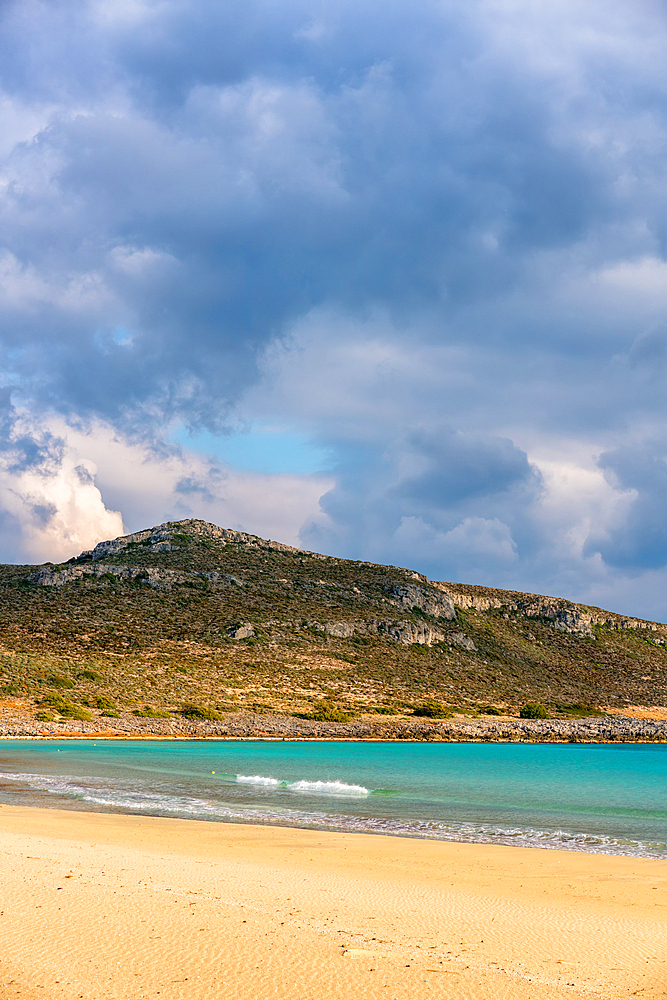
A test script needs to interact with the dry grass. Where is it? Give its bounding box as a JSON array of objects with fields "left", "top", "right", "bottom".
[{"left": 0, "top": 520, "right": 664, "bottom": 725}]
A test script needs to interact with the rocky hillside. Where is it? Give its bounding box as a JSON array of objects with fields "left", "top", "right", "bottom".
[{"left": 0, "top": 518, "right": 665, "bottom": 734}]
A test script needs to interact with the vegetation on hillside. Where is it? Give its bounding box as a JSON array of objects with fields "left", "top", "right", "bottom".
[{"left": 0, "top": 519, "right": 665, "bottom": 727}]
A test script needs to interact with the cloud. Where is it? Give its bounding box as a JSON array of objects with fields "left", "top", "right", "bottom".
[
  {"left": 0, "top": 401, "right": 124, "bottom": 563},
  {"left": 2, "top": 0, "right": 660, "bottom": 434},
  {"left": 63, "top": 420, "right": 334, "bottom": 553},
  {"left": 0, "top": 398, "right": 334, "bottom": 563},
  {"left": 1, "top": 0, "right": 667, "bottom": 616},
  {"left": 591, "top": 443, "right": 667, "bottom": 570},
  {"left": 392, "top": 515, "right": 519, "bottom": 577}
]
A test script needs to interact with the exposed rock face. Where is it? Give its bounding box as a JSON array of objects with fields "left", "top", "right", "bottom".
[
  {"left": 376, "top": 621, "right": 446, "bottom": 646},
  {"left": 85, "top": 524, "right": 179, "bottom": 561},
  {"left": 324, "top": 622, "right": 357, "bottom": 638},
  {"left": 80, "top": 519, "right": 326, "bottom": 563},
  {"left": 436, "top": 581, "right": 667, "bottom": 639},
  {"left": 27, "top": 564, "right": 182, "bottom": 589},
  {"left": 434, "top": 585, "right": 506, "bottom": 613},
  {"left": 227, "top": 625, "right": 255, "bottom": 640},
  {"left": 389, "top": 583, "right": 456, "bottom": 620},
  {"left": 449, "top": 631, "right": 476, "bottom": 651},
  {"left": 322, "top": 620, "right": 447, "bottom": 645}
]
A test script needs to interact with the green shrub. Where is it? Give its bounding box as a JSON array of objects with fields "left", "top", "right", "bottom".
[
  {"left": 519, "top": 702, "right": 550, "bottom": 719},
  {"left": 95, "top": 695, "right": 120, "bottom": 716},
  {"left": 413, "top": 700, "right": 452, "bottom": 718},
  {"left": 303, "top": 704, "right": 354, "bottom": 723},
  {"left": 95, "top": 695, "right": 118, "bottom": 712},
  {"left": 35, "top": 711, "right": 55, "bottom": 722},
  {"left": 46, "top": 674, "right": 75, "bottom": 689},
  {"left": 178, "top": 703, "right": 223, "bottom": 721},
  {"left": 556, "top": 702, "right": 604, "bottom": 718},
  {"left": 61, "top": 703, "right": 93, "bottom": 721},
  {"left": 39, "top": 693, "right": 67, "bottom": 709},
  {"left": 481, "top": 705, "right": 504, "bottom": 715},
  {"left": 39, "top": 693, "right": 92, "bottom": 721},
  {"left": 79, "top": 669, "right": 102, "bottom": 681},
  {"left": 133, "top": 706, "right": 171, "bottom": 718}
]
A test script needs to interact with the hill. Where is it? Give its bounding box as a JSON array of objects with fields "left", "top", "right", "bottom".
[{"left": 0, "top": 518, "right": 666, "bottom": 739}]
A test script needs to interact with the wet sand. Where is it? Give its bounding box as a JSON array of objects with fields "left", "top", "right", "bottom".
[{"left": 0, "top": 805, "right": 665, "bottom": 999}]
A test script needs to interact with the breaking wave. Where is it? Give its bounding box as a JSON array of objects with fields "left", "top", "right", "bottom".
[
  {"left": 236, "top": 774, "right": 370, "bottom": 796},
  {"left": 236, "top": 774, "right": 282, "bottom": 787},
  {"left": 0, "top": 769, "right": 664, "bottom": 858}
]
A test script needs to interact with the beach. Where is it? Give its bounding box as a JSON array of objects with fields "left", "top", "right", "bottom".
[{"left": 0, "top": 805, "right": 665, "bottom": 1000}]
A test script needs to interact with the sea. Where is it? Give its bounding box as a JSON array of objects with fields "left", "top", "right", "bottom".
[{"left": 0, "top": 740, "right": 665, "bottom": 858}]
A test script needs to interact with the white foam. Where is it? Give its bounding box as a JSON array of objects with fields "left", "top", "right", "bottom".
[
  {"left": 287, "top": 779, "right": 369, "bottom": 797},
  {"left": 0, "top": 771, "right": 663, "bottom": 859},
  {"left": 234, "top": 774, "right": 369, "bottom": 796},
  {"left": 236, "top": 774, "right": 282, "bottom": 786}
]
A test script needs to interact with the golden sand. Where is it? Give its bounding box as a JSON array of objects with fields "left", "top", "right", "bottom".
[{"left": 0, "top": 805, "right": 665, "bottom": 1000}]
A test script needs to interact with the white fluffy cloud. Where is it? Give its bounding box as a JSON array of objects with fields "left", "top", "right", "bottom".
[
  {"left": 0, "top": 413, "right": 123, "bottom": 564},
  {"left": 0, "top": 415, "right": 333, "bottom": 564}
]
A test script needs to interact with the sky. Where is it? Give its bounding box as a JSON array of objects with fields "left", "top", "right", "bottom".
[{"left": 1, "top": 0, "right": 667, "bottom": 620}]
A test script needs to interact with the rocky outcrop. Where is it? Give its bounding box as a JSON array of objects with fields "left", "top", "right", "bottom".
[
  {"left": 27, "top": 562, "right": 247, "bottom": 591},
  {"left": 76, "top": 519, "right": 328, "bottom": 563},
  {"left": 376, "top": 621, "right": 447, "bottom": 646},
  {"left": 434, "top": 585, "right": 506, "bottom": 613},
  {"left": 323, "top": 622, "right": 357, "bottom": 638},
  {"left": 389, "top": 583, "right": 456, "bottom": 619},
  {"left": 80, "top": 524, "right": 180, "bottom": 561},
  {"left": 449, "top": 631, "right": 476, "bottom": 651},
  {"left": 320, "top": 620, "right": 446, "bottom": 645},
  {"left": 436, "top": 582, "right": 667, "bottom": 640},
  {"left": 321, "top": 619, "right": 472, "bottom": 647},
  {"left": 27, "top": 564, "right": 183, "bottom": 589},
  {"left": 227, "top": 624, "right": 255, "bottom": 639}
]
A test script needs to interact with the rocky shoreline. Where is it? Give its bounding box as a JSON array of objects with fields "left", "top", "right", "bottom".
[{"left": 1, "top": 712, "right": 666, "bottom": 742}]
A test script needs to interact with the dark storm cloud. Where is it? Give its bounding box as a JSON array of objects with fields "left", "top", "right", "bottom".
[
  {"left": 0, "top": 0, "right": 630, "bottom": 426},
  {"left": 2, "top": 0, "right": 667, "bottom": 599},
  {"left": 300, "top": 427, "right": 542, "bottom": 584},
  {"left": 394, "top": 430, "right": 536, "bottom": 508},
  {"left": 592, "top": 444, "right": 667, "bottom": 569}
]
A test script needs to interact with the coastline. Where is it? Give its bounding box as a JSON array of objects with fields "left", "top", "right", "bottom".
[
  {"left": 1, "top": 709, "right": 667, "bottom": 742},
  {"left": 0, "top": 805, "right": 665, "bottom": 1000}
]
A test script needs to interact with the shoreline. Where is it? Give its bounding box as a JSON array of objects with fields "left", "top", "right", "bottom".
[
  {"left": 2, "top": 710, "right": 667, "bottom": 742},
  {"left": 1, "top": 804, "right": 665, "bottom": 999}
]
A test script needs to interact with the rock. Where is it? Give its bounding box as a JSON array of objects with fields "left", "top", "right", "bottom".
[
  {"left": 150, "top": 541, "right": 175, "bottom": 553},
  {"left": 227, "top": 625, "right": 255, "bottom": 639},
  {"left": 389, "top": 583, "right": 456, "bottom": 620},
  {"left": 324, "top": 622, "right": 357, "bottom": 638},
  {"left": 377, "top": 622, "right": 446, "bottom": 646},
  {"left": 323, "top": 620, "right": 447, "bottom": 645},
  {"left": 448, "top": 632, "right": 476, "bottom": 651},
  {"left": 27, "top": 564, "right": 182, "bottom": 589},
  {"left": 435, "top": 585, "right": 507, "bottom": 612},
  {"left": 440, "top": 581, "right": 666, "bottom": 640}
]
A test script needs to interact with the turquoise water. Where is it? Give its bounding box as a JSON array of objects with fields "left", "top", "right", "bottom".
[{"left": 0, "top": 740, "right": 665, "bottom": 857}]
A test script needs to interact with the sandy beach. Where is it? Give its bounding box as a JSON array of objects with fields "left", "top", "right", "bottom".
[{"left": 0, "top": 806, "right": 665, "bottom": 1000}]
